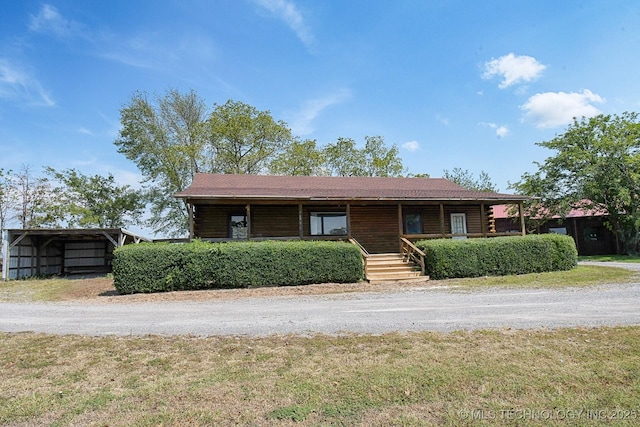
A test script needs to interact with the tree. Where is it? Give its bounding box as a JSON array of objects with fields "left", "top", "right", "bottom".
[
  {"left": 323, "top": 137, "right": 366, "bottom": 176},
  {"left": 115, "top": 89, "right": 209, "bottom": 236},
  {"left": 1, "top": 169, "right": 14, "bottom": 232},
  {"left": 361, "top": 136, "right": 406, "bottom": 177},
  {"left": 511, "top": 112, "right": 640, "bottom": 254},
  {"left": 269, "top": 138, "right": 325, "bottom": 175},
  {"left": 9, "top": 165, "right": 52, "bottom": 228},
  {"left": 323, "top": 136, "right": 405, "bottom": 177},
  {"left": 45, "top": 168, "right": 144, "bottom": 228},
  {"left": 206, "top": 100, "right": 292, "bottom": 174},
  {"left": 443, "top": 168, "right": 498, "bottom": 192},
  {"left": 115, "top": 91, "right": 293, "bottom": 236}
]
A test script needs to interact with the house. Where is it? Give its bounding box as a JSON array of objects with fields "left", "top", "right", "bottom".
[
  {"left": 175, "top": 174, "right": 528, "bottom": 279},
  {"left": 2, "top": 228, "right": 149, "bottom": 280},
  {"left": 493, "top": 204, "right": 618, "bottom": 256}
]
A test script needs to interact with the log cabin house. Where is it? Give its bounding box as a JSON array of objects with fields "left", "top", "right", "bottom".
[{"left": 175, "top": 174, "right": 529, "bottom": 281}]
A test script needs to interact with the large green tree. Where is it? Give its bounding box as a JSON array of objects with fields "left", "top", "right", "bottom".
[
  {"left": 511, "top": 112, "right": 640, "bottom": 253},
  {"left": 115, "top": 89, "right": 209, "bottom": 236},
  {"left": 115, "top": 90, "right": 292, "bottom": 236},
  {"left": 323, "top": 136, "right": 405, "bottom": 177},
  {"left": 443, "top": 168, "right": 498, "bottom": 192},
  {"left": 269, "top": 138, "right": 325, "bottom": 175},
  {"left": 45, "top": 168, "right": 144, "bottom": 228},
  {"left": 206, "top": 100, "right": 292, "bottom": 174}
]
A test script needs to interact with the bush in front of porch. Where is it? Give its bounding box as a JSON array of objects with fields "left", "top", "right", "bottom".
[
  {"left": 112, "top": 240, "right": 363, "bottom": 294},
  {"left": 416, "top": 234, "right": 577, "bottom": 280}
]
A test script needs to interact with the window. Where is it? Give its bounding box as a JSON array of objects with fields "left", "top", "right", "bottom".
[
  {"left": 404, "top": 213, "right": 422, "bottom": 234},
  {"left": 549, "top": 227, "right": 567, "bottom": 235},
  {"left": 229, "top": 214, "right": 247, "bottom": 239},
  {"left": 310, "top": 212, "right": 347, "bottom": 236},
  {"left": 584, "top": 227, "right": 602, "bottom": 241},
  {"left": 450, "top": 213, "right": 467, "bottom": 239}
]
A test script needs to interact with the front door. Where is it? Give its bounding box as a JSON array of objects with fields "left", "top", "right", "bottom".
[{"left": 451, "top": 213, "right": 467, "bottom": 239}]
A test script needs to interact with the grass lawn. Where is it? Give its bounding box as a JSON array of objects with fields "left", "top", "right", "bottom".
[
  {"left": 1, "top": 328, "right": 639, "bottom": 426},
  {"left": 1, "top": 265, "right": 639, "bottom": 425}
]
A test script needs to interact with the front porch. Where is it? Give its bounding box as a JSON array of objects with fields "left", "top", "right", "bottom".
[{"left": 188, "top": 200, "right": 527, "bottom": 254}]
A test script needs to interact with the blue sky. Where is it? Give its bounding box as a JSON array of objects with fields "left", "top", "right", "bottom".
[{"left": 1, "top": 1, "right": 640, "bottom": 234}]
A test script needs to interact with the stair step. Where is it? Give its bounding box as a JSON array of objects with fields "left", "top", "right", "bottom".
[{"left": 364, "top": 252, "right": 426, "bottom": 283}]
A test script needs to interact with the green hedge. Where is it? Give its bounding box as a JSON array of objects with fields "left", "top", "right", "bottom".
[
  {"left": 415, "top": 234, "right": 578, "bottom": 280},
  {"left": 112, "top": 240, "right": 364, "bottom": 294}
]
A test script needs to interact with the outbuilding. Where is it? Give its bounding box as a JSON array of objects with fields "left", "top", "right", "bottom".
[{"left": 1, "top": 228, "right": 149, "bottom": 280}]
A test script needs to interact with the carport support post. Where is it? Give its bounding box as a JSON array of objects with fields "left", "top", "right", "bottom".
[
  {"left": 1, "top": 230, "right": 9, "bottom": 280},
  {"left": 518, "top": 202, "right": 526, "bottom": 236}
]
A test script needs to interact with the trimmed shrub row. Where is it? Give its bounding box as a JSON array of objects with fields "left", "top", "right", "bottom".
[
  {"left": 112, "top": 240, "right": 364, "bottom": 294},
  {"left": 415, "top": 234, "right": 578, "bottom": 280}
]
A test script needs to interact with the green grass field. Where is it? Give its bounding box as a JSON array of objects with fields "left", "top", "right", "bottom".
[
  {"left": 1, "top": 328, "right": 639, "bottom": 426},
  {"left": 1, "top": 264, "right": 639, "bottom": 425}
]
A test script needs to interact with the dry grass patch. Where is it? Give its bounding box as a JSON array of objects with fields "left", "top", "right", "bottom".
[{"left": 1, "top": 327, "right": 639, "bottom": 426}]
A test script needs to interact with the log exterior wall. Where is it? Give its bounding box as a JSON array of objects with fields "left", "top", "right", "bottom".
[
  {"left": 252, "top": 205, "right": 299, "bottom": 238},
  {"left": 350, "top": 205, "right": 399, "bottom": 253},
  {"left": 402, "top": 204, "right": 485, "bottom": 235},
  {"left": 193, "top": 202, "right": 496, "bottom": 251},
  {"left": 193, "top": 204, "right": 241, "bottom": 238}
]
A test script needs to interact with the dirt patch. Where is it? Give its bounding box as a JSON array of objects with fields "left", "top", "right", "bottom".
[{"left": 64, "top": 277, "right": 440, "bottom": 303}]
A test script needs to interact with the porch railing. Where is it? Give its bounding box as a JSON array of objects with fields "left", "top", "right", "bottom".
[
  {"left": 400, "top": 237, "right": 426, "bottom": 276},
  {"left": 349, "top": 238, "right": 370, "bottom": 276}
]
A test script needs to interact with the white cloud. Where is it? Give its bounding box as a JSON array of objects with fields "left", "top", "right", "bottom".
[
  {"left": 287, "top": 89, "right": 351, "bottom": 135},
  {"left": 253, "top": 0, "right": 314, "bottom": 48},
  {"left": 29, "top": 4, "right": 75, "bottom": 38},
  {"left": 483, "top": 53, "right": 546, "bottom": 89},
  {"left": 521, "top": 89, "right": 604, "bottom": 128},
  {"left": 435, "top": 114, "right": 449, "bottom": 126},
  {"left": 77, "top": 127, "right": 94, "bottom": 136},
  {"left": 402, "top": 141, "right": 420, "bottom": 151},
  {"left": 0, "top": 58, "right": 55, "bottom": 107},
  {"left": 479, "top": 122, "right": 509, "bottom": 138},
  {"left": 496, "top": 126, "right": 509, "bottom": 138}
]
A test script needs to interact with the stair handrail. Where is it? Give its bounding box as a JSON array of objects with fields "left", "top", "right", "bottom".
[
  {"left": 400, "top": 237, "right": 426, "bottom": 276},
  {"left": 348, "top": 238, "right": 370, "bottom": 258}
]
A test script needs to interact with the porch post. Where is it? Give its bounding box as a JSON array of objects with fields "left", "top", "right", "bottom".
[
  {"left": 398, "top": 203, "right": 403, "bottom": 252},
  {"left": 298, "top": 203, "right": 304, "bottom": 239},
  {"left": 518, "top": 202, "right": 526, "bottom": 236},
  {"left": 346, "top": 203, "right": 351, "bottom": 238},
  {"left": 439, "top": 203, "right": 445, "bottom": 237},
  {"left": 245, "top": 204, "right": 251, "bottom": 239},
  {"left": 480, "top": 204, "right": 487, "bottom": 237}
]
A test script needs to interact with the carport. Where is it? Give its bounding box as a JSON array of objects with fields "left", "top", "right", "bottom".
[{"left": 1, "top": 228, "right": 149, "bottom": 280}]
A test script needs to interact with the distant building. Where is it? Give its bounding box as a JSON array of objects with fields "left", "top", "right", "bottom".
[{"left": 493, "top": 204, "right": 618, "bottom": 256}]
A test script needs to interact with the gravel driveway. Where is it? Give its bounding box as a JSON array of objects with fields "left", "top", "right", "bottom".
[{"left": 1, "top": 262, "right": 639, "bottom": 336}]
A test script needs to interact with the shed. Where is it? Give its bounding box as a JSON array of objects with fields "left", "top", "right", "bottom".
[{"left": 1, "top": 228, "right": 149, "bottom": 280}]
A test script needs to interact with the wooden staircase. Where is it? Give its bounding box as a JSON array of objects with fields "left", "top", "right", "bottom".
[{"left": 365, "top": 253, "right": 427, "bottom": 283}]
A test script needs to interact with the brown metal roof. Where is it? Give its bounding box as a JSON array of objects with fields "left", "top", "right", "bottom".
[{"left": 174, "top": 174, "right": 528, "bottom": 202}]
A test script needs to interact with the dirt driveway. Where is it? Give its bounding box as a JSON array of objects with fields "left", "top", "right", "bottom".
[{"left": 2, "top": 270, "right": 640, "bottom": 336}]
